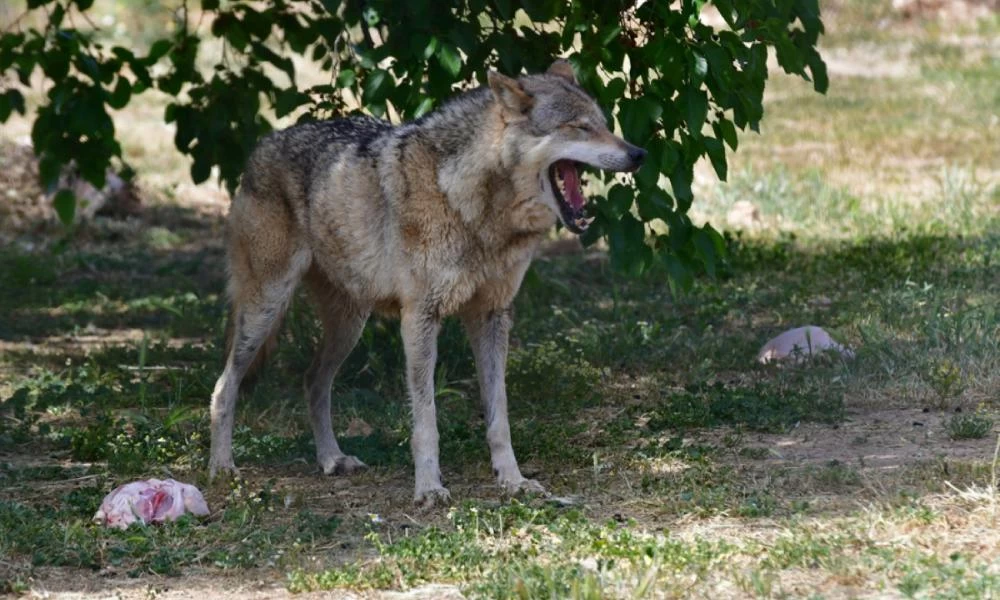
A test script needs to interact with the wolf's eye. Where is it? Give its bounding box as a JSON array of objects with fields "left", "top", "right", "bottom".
[{"left": 572, "top": 123, "right": 593, "bottom": 133}]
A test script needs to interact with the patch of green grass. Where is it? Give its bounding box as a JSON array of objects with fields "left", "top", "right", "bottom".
[
  {"left": 809, "top": 460, "right": 864, "bottom": 491},
  {"left": 946, "top": 413, "right": 994, "bottom": 441},
  {"left": 0, "top": 476, "right": 344, "bottom": 577},
  {"left": 507, "top": 340, "right": 604, "bottom": 411},
  {"left": 736, "top": 493, "right": 778, "bottom": 518},
  {"left": 897, "top": 552, "right": 1000, "bottom": 599},
  {"left": 287, "top": 502, "right": 737, "bottom": 597},
  {"left": 738, "top": 446, "right": 771, "bottom": 460},
  {"left": 285, "top": 497, "right": 1000, "bottom": 598},
  {"left": 645, "top": 381, "right": 842, "bottom": 433},
  {"left": 922, "top": 358, "right": 966, "bottom": 409}
]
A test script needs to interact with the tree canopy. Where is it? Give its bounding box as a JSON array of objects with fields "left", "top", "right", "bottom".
[{"left": 0, "top": 0, "right": 827, "bottom": 287}]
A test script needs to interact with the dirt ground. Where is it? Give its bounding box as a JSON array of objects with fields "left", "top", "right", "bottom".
[{"left": 5, "top": 403, "right": 997, "bottom": 598}]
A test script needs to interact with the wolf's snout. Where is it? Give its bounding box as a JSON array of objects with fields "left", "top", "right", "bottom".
[{"left": 626, "top": 145, "right": 647, "bottom": 170}]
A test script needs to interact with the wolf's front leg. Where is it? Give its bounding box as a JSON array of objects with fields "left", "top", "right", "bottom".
[
  {"left": 401, "top": 308, "right": 449, "bottom": 507},
  {"left": 462, "top": 308, "right": 546, "bottom": 496}
]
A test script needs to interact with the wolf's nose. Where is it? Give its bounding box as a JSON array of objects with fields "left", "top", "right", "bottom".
[{"left": 628, "top": 146, "right": 647, "bottom": 166}]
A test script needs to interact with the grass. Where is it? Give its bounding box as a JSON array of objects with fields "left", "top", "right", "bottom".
[
  {"left": 2, "top": 1, "right": 1000, "bottom": 597},
  {"left": 946, "top": 413, "right": 994, "bottom": 441}
]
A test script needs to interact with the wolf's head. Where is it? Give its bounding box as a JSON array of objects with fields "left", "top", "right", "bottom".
[{"left": 488, "top": 60, "right": 646, "bottom": 234}]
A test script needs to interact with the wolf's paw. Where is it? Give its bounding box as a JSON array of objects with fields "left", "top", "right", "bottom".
[
  {"left": 414, "top": 485, "right": 452, "bottom": 509},
  {"left": 208, "top": 457, "right": 238, "bottom": 481},
  {"left": 501, "top": 478, "right": 548, "bottom": 497},
  {"left": 321, "top": 454, "right": 367, "bottom": 476}
]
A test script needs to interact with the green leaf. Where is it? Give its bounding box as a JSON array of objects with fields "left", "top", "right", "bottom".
[
  {"left": 436, "top": 43, "right": 462, "bottom": 78},
  {"left": 681, "top": 87, "right": 708, "bottom": 136},
  {"left": 690, "top": 52, "right": 708, "bottom": 86},
  {"left": 362, "top": 69, "right": 392, "bottom": 105},
  {"left": 38, "top": 155, "right": 61, "bottom": 189},
  {"left": 0, "top": 90, "right": 20, "bottom": 119},
  {"left": 713, "top": 0, "right": 738, "bottom": 29},
  {"left": 805, "top": 48, "right": 829, "bottom": 94},
  {"left": 718, "top": 118, "right": 738, "bottom": 150},
  {"left": 250, "top": 42, "right": 295, "bottom": 80},
  {"left": 493, "top": 0, "right": 513, "bottom": 20},
  {"left": 636, "top": 188, "right": 674, "bottom": 222},
  {"left": 598, "top": 23, "right": 622, "bottom": 47},
  {"left": 663, "top": 253, "right": 694, "bottom": 295},
  {"left": 40, "top": 51, "right": 70, "bottom": 80},
  {"left": 692, "top": 227, "right": 718, "bottom": 278},
  {"left": 670, "top": 162, "right": 693, "bottom": 210},
  {"left": 607, "top": 184, "right": 634, "bottom": 218},
  {"left": 78, "top": 152, "right": 107, "bottom": 189},
  {"left": 413, "top": 97, "right": 434, "bottom": 118},
  {"left": 449, "top": 22, "right": 480, "bottom": 56},
  {"left": 53, "top": 189, "right": 76, "bottom": 226},
  {"left": 602, "top": 78, "right": 627, "bottom": 107},
  {"left": 146, "top": 40, "right": 172, "bottom": 64},
  {"left": 240, "top": 7, "right": 272, "bottom": 39},
  {"left": 704, "top": 43, "right": 732, "bottom": 87},
  {"left": 422, "top": 36, "right": 439, "bottom": 61},
  {"left": 73, "top": 0, "right": 95, "bottom": 10},
  {"left": 617, "top": 97, "right": 663, "bottom": 144},
  {"left": 107, "top": 77, "right": 132, "bottom": 109},
  {"left": 703, "top": 136, "right": 727, "bottom": 181},
  {"left": 190, "top": 152, "right": 212, "bottom": 184},
  {"left": 704, "top": 222, "right": 726, "bottom": 257},
  {"left": 774, "top": 35, "right": 805, "bottom": 75},
  {"left": 336, "top": 69, "right": 356, "bottom": 88},
  {"left": 201, "top": 0, "right": 220, "bottom": 9},
  {"left": 111, "top": 46, "right": 136, "bottom": 62},
  {"left": 521, "top": 0, "right": 559, "bottom": 22},
  {"left": 608, "top": 213, "right": 650, "bottom": 276},
  {"left": 275, "top": 88, "right": 308, "bottom": 118},
  {"left": 224, "top": 23, "right": 251, "bottom": 52},
  {"left": 660, "top": 141, "right": 679, "bottom": 173}
]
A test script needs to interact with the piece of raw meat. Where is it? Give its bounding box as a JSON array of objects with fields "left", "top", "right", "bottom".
[
  {"left": 757, "top": 326, "right": 854, "bottom": 364},
  {"left": 94, "top": 478, "right": 210, "bottom": 529}
]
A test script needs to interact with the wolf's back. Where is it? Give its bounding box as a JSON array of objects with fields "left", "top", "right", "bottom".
[{"left": 239, "top": 116, "right": 394, "bottom": 206}]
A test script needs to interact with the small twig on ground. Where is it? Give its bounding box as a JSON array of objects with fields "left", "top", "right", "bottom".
[
  {"left": 991, "top": 432, "right": 1000, "bottom": 521},
  {"left": 33, "top": 474, "right": 102, "bottom": 488}
]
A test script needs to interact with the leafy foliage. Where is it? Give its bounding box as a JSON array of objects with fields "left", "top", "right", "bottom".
[{"left": 0, "top": 0, "right": 827, "bottom": 284}]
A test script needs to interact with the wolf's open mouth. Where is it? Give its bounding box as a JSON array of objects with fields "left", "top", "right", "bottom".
[{"left": 548, "top": 160, "right": 594, "bottom": 234}]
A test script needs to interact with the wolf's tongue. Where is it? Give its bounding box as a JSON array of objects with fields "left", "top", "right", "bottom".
[{"left": 556, "top": 160, "right": 584, "bottom": 211}]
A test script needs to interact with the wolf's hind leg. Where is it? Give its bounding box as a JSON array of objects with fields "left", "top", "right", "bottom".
[
  {"left": 462, "top": 308, "right": 546, "bottom": 496},
  {"left": 209, "top": 246, "right": 312, "bottom": 479},
  {"left": 303, "top": 267, "right": 370, "bottom": 475}
]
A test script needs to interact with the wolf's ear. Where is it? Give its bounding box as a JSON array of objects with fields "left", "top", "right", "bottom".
[
  {"left": 488, "top": 71, "right": 533, "bottom": 115},
  {"left": 546, "top": 59, "right": 576, "bottom": 84}
]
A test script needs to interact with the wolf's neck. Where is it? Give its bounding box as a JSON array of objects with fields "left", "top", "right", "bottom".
[
  {"left": 415, "top": 90, "right": 510, "bottom": 224},
  {"left": 413, "top": 87, "right": 500, "bottom": 163}
]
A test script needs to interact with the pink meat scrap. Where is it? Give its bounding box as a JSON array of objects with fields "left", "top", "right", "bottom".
[{"left": 94, "top": 478, "right": 210, "bottom": 529}]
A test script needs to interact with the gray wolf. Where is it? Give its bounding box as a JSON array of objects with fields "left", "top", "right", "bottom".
[{"left": 208, "top": 60, "right": 645, "bottom": 507}]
